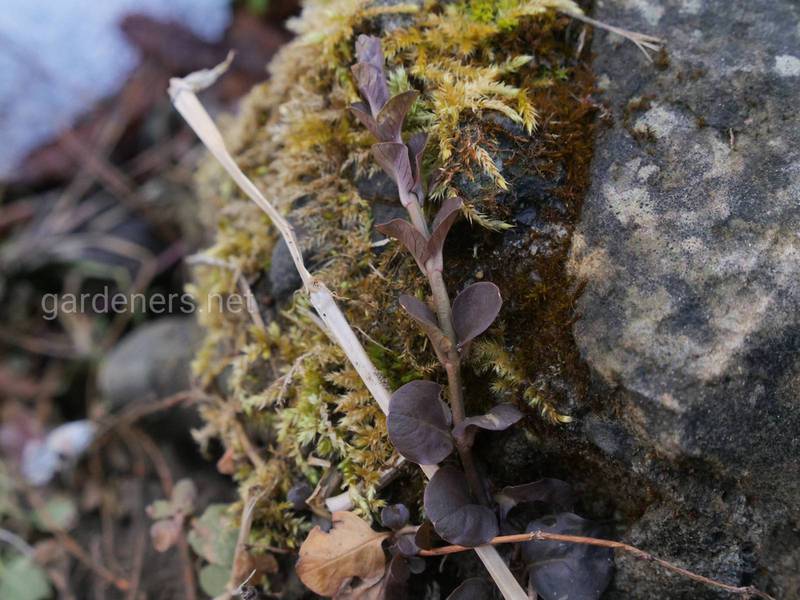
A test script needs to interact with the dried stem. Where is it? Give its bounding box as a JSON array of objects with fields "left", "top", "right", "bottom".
[
  {"left": 169, "top": 59, "right": 527, "bottom": 600},
  {"left": 419, "top": 531, "right": 776, "bottom": 600},
  {"left": 23, "top": 487, "right": 130, "bottom": 591}
]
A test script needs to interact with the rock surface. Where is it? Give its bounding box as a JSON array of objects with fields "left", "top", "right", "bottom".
[
  {"left": 570, "top": 0, "right": 800, "bottom": 596},
  {"left": 98, "top": 316, "right": 201, "bottom": 410}
]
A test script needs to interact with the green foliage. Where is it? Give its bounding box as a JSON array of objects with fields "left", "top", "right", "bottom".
[
  {"left": 472, "top": 339, "right": 572, "bottom": 424},
  {"left": 0, "top": 556, "right": 50, "bottom": 600}
]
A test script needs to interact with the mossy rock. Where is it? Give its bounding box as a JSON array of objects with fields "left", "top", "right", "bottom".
[{"left": 187, "top": 0, "right": 773, "bottom": 597}]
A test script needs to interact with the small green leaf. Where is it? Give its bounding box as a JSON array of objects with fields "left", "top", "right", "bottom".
[
  {"left": 33, "top": 495, "right": 77, "bottom": 532},
  {"left": 146, "top": 499, "right": 174, "bottom": 520},
  {"left": 0, "top": 556, "right": 51, "bottom": 600},
  {"left": 188, "top": 504, "right": 237, "bottom": 566},
  {"left": 198, "top": 563, "right": 230, "bottom": 597}
]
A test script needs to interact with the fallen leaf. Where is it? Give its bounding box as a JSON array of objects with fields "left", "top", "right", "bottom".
[
  {"left": 335, "top": 554, "right": 409, "bottom": 600},
  {"left": 150, "top": 517, "right": 182, "bottom": 552},
  {"left": 297, "top": 511, "right": 390, "bottom": 597}
]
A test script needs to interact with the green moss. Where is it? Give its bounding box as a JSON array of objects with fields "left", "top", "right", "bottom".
[{"left": 190, "top": 0, "right": 592, "bottom": 550}]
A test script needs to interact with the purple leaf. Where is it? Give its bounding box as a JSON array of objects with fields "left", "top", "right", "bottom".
[
  {"left": 407, "top": 131, "right": 428, "bottom": 196},
  {"left": 495, "top": 478, "right": 575, "bottom": 520},
  {"left": 452, "top": 404, "right": 523, "bottom": 448},
  {"left": 372, "top": 142, "right": 415, "bottom": 196},
  {"left": 446, "top": 578, "right": 494, "bottom": 600},
  {"left": 349, "top": 102, "right": 379, "bottom": 139},
  {"left": 387, "top": 381, "right": 453, "bottom": 465},
  {"left": 523, "top": 513, "right": 614, "bottom": 600},
  {"left": 425, "top": 196, "right": 463, "bottom": 271},
  {"left": 451, "top": 282, "right": 502, "bottom": 347},
  {"left": 399, "top": 294, "right": 452, "bottom": 359},
  {"left": 355, "top": 35, "right": 386, "bottom": 73},
  {"left": 381, "top": 504, "right": 410, "bottom": 530},
  {"left": 423, "top": 466, "right": 498, "bottom": 546},
  {"left": 413, "top": 520, "right": 441, "bottom": 550},
  {"left": 353, "top": 35, "right": 389, "bottom": 114},
  {"left": 375, "top": 219, "right": 428, "bottom": 270},
  {"left": 376, "top": 90, "right": 418, "bottom": 142},
  {"left": 351, "top": 64, "right": 389, "bottom": 116},
  {"left": 393, "top": 533, "right": 420, "bottom": 557}
]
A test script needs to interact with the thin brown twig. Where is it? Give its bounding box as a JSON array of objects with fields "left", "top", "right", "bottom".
[
  {"left": 216, "top": 487, "right": 270, "bottom": 600},
  {"left": 418, "top": 531, "right": 776, "bottom": 600},
  {"left": 23, "top": 488, "right": 130, "bottom": 591},
  {"left": 128, "top": 426, "right": 198, "bottom": 600}
]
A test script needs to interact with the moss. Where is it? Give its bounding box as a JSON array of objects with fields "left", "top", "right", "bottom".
[{"left": 190, "top": 0, "right": 595, "bottom": 549}]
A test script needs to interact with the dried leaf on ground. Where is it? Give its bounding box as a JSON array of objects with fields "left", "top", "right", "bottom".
[{"left": 296, "top": 511, "right": 390, "bottom": 596}]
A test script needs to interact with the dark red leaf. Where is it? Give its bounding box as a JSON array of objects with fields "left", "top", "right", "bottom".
[
  {"left": 387, "top": 381, "right": 453, "bottom": 465},
  {"left": 355, "top": 35, "right": 386, "bottom": 73},
  {"left": 381, "top": 504, "right": 410, "bottom": 530},
  {"left": 351, "top": 64, "right": 389, "bottom": 116},
  {"left": 407, "top": 131, "right": 428, "bottom": 195},
  {"left": 413, "top": 520, "right": 443, "bottom": 550},
  {"left": 423, "top": 466, "right": 498, "bottom": 547},
  {"left": 425, "top": 196, "right": 463, "bottom": 271},
  {"left": 371, "top": 142, "right": 415, "bottom": 196},
  {"left": 375, "top": 219, "right": 428, "bottom": 270},
  {"left": 349, "top": 102, "right": 379, "bottom": 139},
  {"left": 376, "top": 91, "right": 418, "bottom": 142},
  {"left": 446, "top": 578, "right": 494, "bottom": 600},
  {"left": 353, "top": 35, "right": 389, "bottom": 113},
  {"left": 495, "top": 479, "right": 574, "bottom": 520},
  {"left": 452, "top": 404, "right": 523, "bottom": 448},
  {"left": 451, "top": 282, "right": 502, "bottom": 347},
  {"left": 399, "top": 294, "right": 451, "bottom": 359},
  {"left": 393, "top": 534, "right": 419, "bottom": 557},
  {"left": 523, "top": 513, "right": 614, "bottom": 600}
]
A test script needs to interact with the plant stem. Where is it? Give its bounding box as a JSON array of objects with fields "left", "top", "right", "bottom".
[{"left": 419, "top": 531, "right": 776, "bottom": 600}]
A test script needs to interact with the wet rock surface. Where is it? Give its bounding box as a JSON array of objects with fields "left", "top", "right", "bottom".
[{"left": 570, "top": 0, "right": 800, "bottom": 596}]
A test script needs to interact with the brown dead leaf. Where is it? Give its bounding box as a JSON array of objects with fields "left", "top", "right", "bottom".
[
  {"left": 150, "top": 517, "right": 182, "bottom": 552},
  {"left": 233, "top": 550, "right": 278, "bottom": 585},
  {"left": 296, "top": 511, "right": 390, "bottom": 597}
]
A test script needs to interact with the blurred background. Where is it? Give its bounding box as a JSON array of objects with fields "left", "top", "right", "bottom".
[{"left": 0, "top": 1, "right": 296, "bottom": 597}]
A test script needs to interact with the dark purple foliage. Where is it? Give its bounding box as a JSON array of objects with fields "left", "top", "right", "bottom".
[
  {"left": 495, "top": 478, "right": 575, "bottom": 520},
  {"left": 423, "top": 466, "right": 498, "bottom": 547},
  {"left": 375, "top": 218, "right": 428, "bottom": 270},
  {"left": 452, "top": 404, "right": 523, "bottom": 448},
  {"left": 523, "top": 513, "right": 614, "bottom": 600},
  {"left": 451, "top": 281, "right": 502, "bottom": 347},
  {"left": 372, "top": 142, "right": 416, "bottom": 197},
  {"left": 399, "top": 294, "right": 451, "bottom": 358},
  {"left": 352, "top": 35, "right": 389, "bottom": 115},
  {"left": 387, "top": 380, "right": 453, "bottom": 465},
  {"left": 381, "top": 503, "right": 411, "bottom": 530},
  {"left": 413, "top": 520, "right": 442, "bottom": 550}
]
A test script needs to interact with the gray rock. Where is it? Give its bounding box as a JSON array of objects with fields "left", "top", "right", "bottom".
[
  {"left": 570, "top": 0, "right": 800, "bottom": 596},
  {"left": 269, "top": 238, "right": 305, "bottom": 302},
  {"left": 98, "top": 316, "right": 201, "bottom": 411}
]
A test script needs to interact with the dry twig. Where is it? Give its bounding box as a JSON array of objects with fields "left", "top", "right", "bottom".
[{"left": 419, "top": 531, "right": 776, "bottom": 600}]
